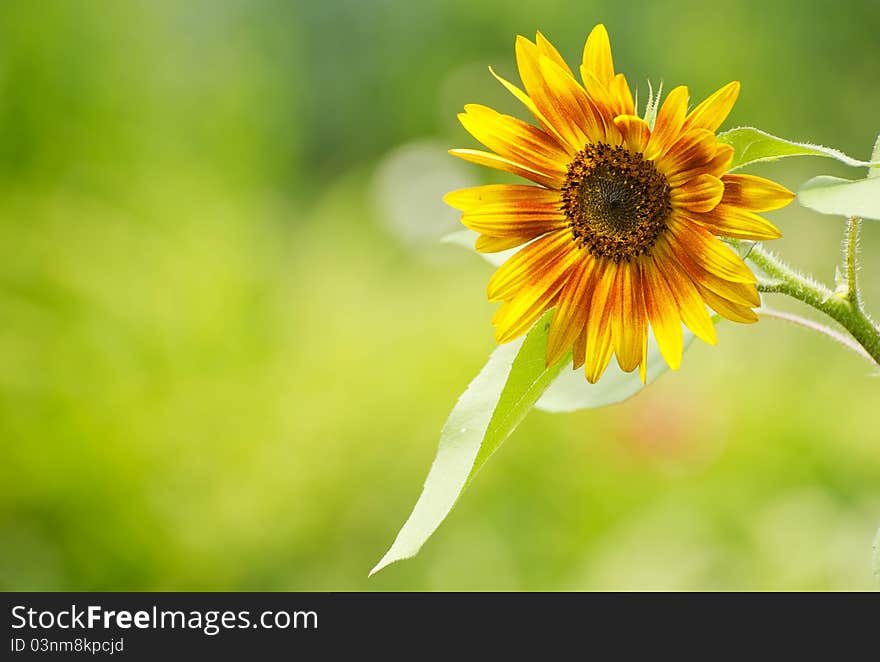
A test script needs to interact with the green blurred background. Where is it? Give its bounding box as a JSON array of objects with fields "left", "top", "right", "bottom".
[{"left": 1, "top": 0, "right": 878, "bottom": 591}]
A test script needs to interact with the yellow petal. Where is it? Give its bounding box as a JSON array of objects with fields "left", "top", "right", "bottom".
[
  {"left": 444, "top": 184, "right": 560, "bottom": 212},
  {"left": 721, "top": 174, "right": 795, "bottom": 212},
  {"left": 672, "top": 252, "right": 760, "bottom": 307},
  {"left": 686, "top": 204, "right": 782, "bottom": 240},
  {"left": 612, "top": 260, "right": 645, "bottom": 373},
  {"left": 458, "top": 104, "right": 569, "bottom": 178},
  {"left": 581, "top": 24, "right": 614, "bottom": 86},
  {"left": 535, "top": 31, "right": 573, "bottom": 76},
  {"left": 644, "top": 85, "right": 689, "bottom": 160},
  {"left": 583, "top": 260, "right": 617, "bottom": 383},
  {"left": 546, "top": 256, "right": 597, "bottom": 366},
  {"left": 580, "top": 69, "right": 620, "bottom": 128},
  {"left": 584, "top": 319, "right": 614, "bottom": 384},
  {"left": 609, "top": 73, "right": 635, "bottom": 116},
  {"left": 613, "top": 114, "right": 651, "bottom": 153},
  {"left": 449, "top": 148, "right": 560, "bottom": 189},
  {"left": 462, "top": 202, "right": 566, "bottom": 236},
  {"left": 487, "top": 228, "right": 572, "bottom": 301},
  {"left": 707, "top": 143, "right": 735, "bottom": 175},
  {"left": 516, "top": 36, "right": 591, "bottom": 150},
  {"left": 659, "top": 129, "right": 718, "bottom": 183},
  {"left": 696, "top": 283, "right": 759, "bottom": 324},
  {"left": 653, "top": 239, "right": 717, "bottom": 345},
  {"left": 666, "top": 215, "right": 757, "bottom": 283},
  {"left": 640, "top": 256, "right": 684, "bottom": 371},
  {"left": 670, "top": 173, "right": 724, "bottom": 212},
  {"left": 684, "top": 81, "right": 740, "bottom": 132},
  {"left": 488, "top": 65, "right": 572, "bottom": 151},
  {"left": 539, "top": 55, "right": 608, "bottom": 145},
  {"left": 665, "top": 221, "right": 759, "bottom": 307},
  {"left": 493, "top": 245, "right": 581, "bottom": 343}
]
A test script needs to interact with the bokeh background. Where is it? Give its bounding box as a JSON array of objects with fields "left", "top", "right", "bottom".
[{"left": 1, "top": 0, "right": 879, "bottom": 591}]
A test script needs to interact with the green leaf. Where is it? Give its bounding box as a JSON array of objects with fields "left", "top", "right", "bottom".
[
  {"left": 535, "top": 331, "right": 694, "bottom": 413},
  {"left": 870, "top": 134, "right": 880, "bottom": 179},
  {"left": 718, "top": 127, "right": 875, "bottom": 171},
  {"left": 797, "top": 175, "right": 880, "bottom": 220},
  {"left": 370, "top": 312, "right": 565, "bottom": 575}
]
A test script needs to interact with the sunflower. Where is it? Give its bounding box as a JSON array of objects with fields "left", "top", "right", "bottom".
[{"left": 444, "top": 25, "right": 794, "bottom": 383}]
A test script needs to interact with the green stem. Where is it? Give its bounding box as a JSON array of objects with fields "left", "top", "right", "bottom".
[
  {"left": 844, "top": 217, "right": 862, "bottom": 310},
  {"left": 746, "top": 243, "right": 880, "bottom": 367}
]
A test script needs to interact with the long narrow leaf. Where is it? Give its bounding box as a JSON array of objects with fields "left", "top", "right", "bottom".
[{"left": 371, "top": 313, "right": 564, "bottom": 575}]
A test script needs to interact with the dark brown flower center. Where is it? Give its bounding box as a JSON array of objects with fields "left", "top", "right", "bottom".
[{"left": 561, "top": 143, "right": 671, "bottom": 261}]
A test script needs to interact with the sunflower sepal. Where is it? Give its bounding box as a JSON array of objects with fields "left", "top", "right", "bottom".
[{"left": 642, "top": 80, "right": 663, "bottom": 130}]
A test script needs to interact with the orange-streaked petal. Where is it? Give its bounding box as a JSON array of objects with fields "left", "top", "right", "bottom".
[
  {"left": 516, "top": 36, "right": 591, "bottom": 150},
  {"left": 449, "top": 148, "right": 560, "bottom": 189},
  {"left": 444, "top": 184, "right": 561, "bottom": 211},
  {"left": 721, "top": 174, "right": 795, "bottom": 212},
  {"left": 670, "top": 173, "right": 724, "bottom": 212},
  {"left": 613, "top": 114, "right": 651, "bottom": 152},
  {"left": 493, "top": 245, "right": 582, "bottom": 342},
  {"left": 668, "top": 244, "right": 761, "bottom": 308},
  {"left": 487, "top": 228, "right": 572, "bottom": 301},
  {"left": 585, "top": 317, "right": 614, "bottom": 384},
  {"left": 458, "top": 104, "right": 570, "bottom": 178},
  {"left": 684, "top": 81, "right": 740, "bottom": 132},
  {"left": 645, "top": 85, "right": 689, "bottom": 160},
  {"left": 696, "top": 283, "right": 759, "bottom": 323},
  {"left": 580, "top": 69, "right": 620, "bottom": 128},
  {"left": 653, "top": 239, "right": 717, "bottom": 345},
  {"left": 488, "top": 66, "right": 572, "bottom": 151},
  {"left": 462, "top": 202, "right": 566, "bottom": 236},
  {"left": 546, "top": 255, "right": 597, "bottom": 366},
  {"left": 609, "top": 73, "right": 635, "bottom": 116},
  {"left": 538, "top": 55, "right": 608, "bottom": 145},
  {"left": 535, "top": 31, "right": 573, "bottom": 76},
  {"left": 686, "top": 205, "right": 782, "bottom": 240},
  {"left": 659, "top": 129, "right": 717, "bottom": 183},
  {"left": 612, "top": 259, "right": 645, "bottom": 373},
  {"left": 640, "top": 256, "right": 684, "bottom": 370},
  {"left": 583, "top": 260, "right": 617, "bottom": 383},
  {"left": 666, "top": 215, "right": 757, "bottom": 283},
  {"left": 581, "top": 24, "right": 614, "bottom": 86},
  {"left": 666, "top": 220, "right": 759, "bottom": 307},
  {"left": 707, "top": 143, "right": 735, "bottom": 175}
]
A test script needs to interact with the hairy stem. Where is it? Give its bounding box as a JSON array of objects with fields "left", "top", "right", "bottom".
[
  {"left": 746, "top": 243, "right": 880, "bottom": 366},
  {"left": 844, "top": 217, "right": 862, "bottom": 310}
]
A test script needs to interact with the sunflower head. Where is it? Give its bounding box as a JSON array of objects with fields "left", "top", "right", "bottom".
[{"left": 444, "top": 25, "right": 794, "bottom": 383}]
